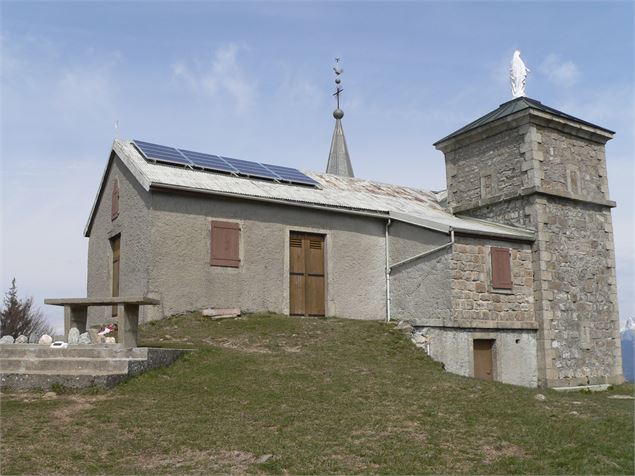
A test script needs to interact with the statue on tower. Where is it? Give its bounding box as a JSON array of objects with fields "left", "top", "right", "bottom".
[{"left": 510, "top": 50, "right": 530, "bottom": 98}]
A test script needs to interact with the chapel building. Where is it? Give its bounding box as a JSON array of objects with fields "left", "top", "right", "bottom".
[{"left": 84, "top": 92, "right": 623, "bottom": 388}]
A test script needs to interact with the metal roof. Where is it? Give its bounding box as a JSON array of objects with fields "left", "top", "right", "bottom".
[
  {"left": 434, "top": 97, "right": 615, "bottom": 146},
  {"left": 84, "top": 139, "right": 535, "bottom": 241}
]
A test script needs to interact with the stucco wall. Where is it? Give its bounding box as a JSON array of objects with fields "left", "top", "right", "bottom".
[
  {"left": 146, "top": 191, "right": 387, "bottom": 321},
  {"left": 420, "top": 327, "right": 538, "bottom": 387},
  {"left": 388, "top": 221, "right": 452, "bottom": 322},
  {"left": 86, "top": 154, "right": 152, "bottom": 326}
]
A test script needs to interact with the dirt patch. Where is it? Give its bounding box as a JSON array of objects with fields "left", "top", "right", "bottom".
[
  {"left": 203, "top": 337, "right": 272, "bottom": 354},
  {"left": 132, "top": 449, "right": 267, "bottom": 473},
  {"left": 50, "top": 395, "right": 118, "bottom": 422},
  {"left": 480, "top": 442, "right": 527, "bottom": 464}
]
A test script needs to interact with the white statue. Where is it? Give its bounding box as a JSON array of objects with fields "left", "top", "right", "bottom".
[{"left": 510, "top": 50, "right": 530, "bottom": 98}]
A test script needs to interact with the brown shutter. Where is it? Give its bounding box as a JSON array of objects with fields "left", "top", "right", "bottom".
[
  {"left": 210, "top": 221, "right": 240, "bottom": 268},
  {"left": 111, "top": 180, "right": 119, "bottom": 221},
  {"left": 491, "top": 247, "right": 512, "bottom": 289}
]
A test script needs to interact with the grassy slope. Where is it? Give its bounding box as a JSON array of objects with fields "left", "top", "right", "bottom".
[{"left": 1, "top": 313, "right": 633, "bottom": 475}]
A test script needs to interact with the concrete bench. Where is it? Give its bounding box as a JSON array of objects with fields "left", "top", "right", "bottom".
[{"left": 44, "top": 297, "right": 160, "bottom": 348}]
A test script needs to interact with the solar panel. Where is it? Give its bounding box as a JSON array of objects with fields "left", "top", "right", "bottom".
[
  {"left": 180, "top": 149, "right": 237, "bottom": 174},
  {"left": 263, "top": 163, "right": 320, "bottom": 186},
  {"left": 132, "top": 140, "right": 319, "bottom": 187},
  {"left": 222, "top": 157, "right": 281, "bottom": 181},
  {"left": 133, "top": 140, "right": 192, "bottom": 167}
]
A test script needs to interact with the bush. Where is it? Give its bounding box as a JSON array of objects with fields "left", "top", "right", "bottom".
[{"left": 0, "top": 278, "right": 54, "bottom": 340}]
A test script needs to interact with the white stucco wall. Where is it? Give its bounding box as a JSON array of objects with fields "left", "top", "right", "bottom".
[
  {"left": 420, "top": 327, "right": 538, "bottom": 387},
  {"left": 145, "top": 190, "right": 388, "bottom": 321},
  {"left": 86, "top": 155, "right": 152, "bottom": 326}
]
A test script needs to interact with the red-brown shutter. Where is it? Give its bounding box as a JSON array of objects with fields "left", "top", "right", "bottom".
[
  {"left": 210, "top": 221, "right": 240, "bottom": 267},
  {"left": 111, "top": 180, "right": 119, "bottom": 221},
  {"left": 491, "top": 247, "right": 512, "bottom": 289}
]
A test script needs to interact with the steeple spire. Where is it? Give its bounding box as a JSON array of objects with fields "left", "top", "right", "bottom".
[{"left": 326, "top": 58, "right": 354, "bottom": 177}]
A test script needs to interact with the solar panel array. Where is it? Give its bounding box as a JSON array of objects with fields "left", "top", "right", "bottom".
[{"left": 133, "top": 140, "right": 319, "bottom": 187}]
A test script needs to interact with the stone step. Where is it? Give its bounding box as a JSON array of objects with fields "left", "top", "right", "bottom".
[
  {"left": 0, "top": 345, "right": 147, "bottom": 360},
  {"left": 0, "top": 357, "right": 139, "bottom": 374},
  {"left": 0, "top": 347, "right": 185, "bottom": 390}
]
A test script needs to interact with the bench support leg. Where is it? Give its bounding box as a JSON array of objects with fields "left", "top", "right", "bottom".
[
  {"left": 64, "top": 305, "right": 88, "bottom": 336},
  {"left": 119, "top": 304, "right": 139, "bottom": 348}
]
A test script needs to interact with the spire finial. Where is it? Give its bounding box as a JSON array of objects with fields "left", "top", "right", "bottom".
[
  {"left": 333, "top": 58, "right": 344, "bottom": 119},
  {"left": 326, "top": 57, "right": 354, "bottom": 177}
]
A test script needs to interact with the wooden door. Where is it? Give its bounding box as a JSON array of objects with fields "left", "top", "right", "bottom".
[
  {"left": 474, "top": 339, "right": 495, "bottom": 380},
  {"left": 289, "top": 232, "right": 325, "bottom": 316},
  {"left": 111, "top": 235, "right": 120, "bottom": 316}
]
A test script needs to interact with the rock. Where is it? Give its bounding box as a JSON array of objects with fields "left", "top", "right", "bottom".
[
  {"left": 0, "top": 335, "right": 14, "bottom": 344},
  {"left": 78, "top": 332, "right": 91, "bottom": 345},
  {"left": 256, "top": 454, "right": 273, "bottom": 464},
  {"left": 412, "top": 334, "right": 427, "bottom": 344},
  {"left": 569, "top": 411, "right": 579, "bottom": 416},
  {"left": 202, "top": 307, "right": 241, "bottom": 319},
  {"left": 43, "top": 391, "right": 57, "bottom": 399},
  {"left": 105, "top": 337, "right": 116, "bottom": 344},
  {"left": 15, "top": 335, "right": 29, "bottom": 344},
  {"left": 38, "top": 334, "right": 53, "bottom": 345},
  {"left": 396, "top": 320, "right": 414, "bottom": 334},
  {"left": 608, "top": 394, "right": 635, "bottom": 400},
  {"left": 67, "top": 327, "right": 80, "bottom": 345},
  {"left": 534, "top": 393, "right": 546, "bottom": 401}
]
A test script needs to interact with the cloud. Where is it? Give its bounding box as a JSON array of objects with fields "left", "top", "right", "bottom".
[
  {"left": 540, "top": 54, "right": 580, "bottom": 87},
  {"left": 172, "top": 43, "right": 256, "bottom": 112}
]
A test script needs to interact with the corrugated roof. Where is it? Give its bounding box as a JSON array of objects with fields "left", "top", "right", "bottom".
[
  {"left": 84, "top": 139, "right": 535, "bottom": 240},
  {"left": 434, "top": 97, "right": 615, "bottom": 145}
]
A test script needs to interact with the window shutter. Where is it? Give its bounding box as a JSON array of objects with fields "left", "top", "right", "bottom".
[
  {"left": 111, "top": 180, "right": 119, "bottom": 221},
  {"left": 210, "top": 221, "right": 240, "bottom": 268},
  {"left": 491, "top": 247, "right": 512, "bottom": 289}
]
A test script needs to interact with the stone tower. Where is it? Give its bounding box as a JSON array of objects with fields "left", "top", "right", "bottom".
[{"left": 434, "top": 97, "right": 623, "bottom": 387}]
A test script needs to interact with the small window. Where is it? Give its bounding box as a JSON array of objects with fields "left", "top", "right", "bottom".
[
  {"left": 210, "top": 221, "right": 240, "bottom": 268},
  {"left": 481, "top": 174, "right": 493, "bottom": 198},
  {"left": 567, "top": 168, "right": 580, "bottom": 195},
  {"left": 490, "top": 247, "right": 512, "bottom": 290},
  {"left": 111, "top": 179, "right": 120, "bottom": 221}
]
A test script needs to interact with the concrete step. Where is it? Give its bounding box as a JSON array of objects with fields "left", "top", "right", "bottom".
[
  {"left": 0, "top": 347, "right": 185, "bottom": 390},
  {"left": 0, "top": 357, "right": 140, "bottom": 374},
  {"left": 0, "top": 345, "right": 147, "bottom": 360}
]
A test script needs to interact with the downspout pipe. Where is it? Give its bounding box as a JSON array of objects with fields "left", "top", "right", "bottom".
[
  {"left": 385, "top": 218, "right": 392, "bottom": 322},
  {"left": 385, "top": 228, "right": 455, "bottom": 323}
]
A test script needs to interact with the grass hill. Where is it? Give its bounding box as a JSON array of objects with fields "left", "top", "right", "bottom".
[{"left": 1, "top": 313, "right": 633, "bottom": 474}]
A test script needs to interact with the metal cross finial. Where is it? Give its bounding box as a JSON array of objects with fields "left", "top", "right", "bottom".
[{"left": 333, "top": 58, "right": 344, "bottom": 113}]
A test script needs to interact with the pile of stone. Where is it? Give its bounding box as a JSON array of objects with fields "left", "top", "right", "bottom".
[
  {"left": 396, "top": 320, "right": 429, "bottom": 353},
  {"left": 0, "top": 327, "right": 116, "bottom": 346}
]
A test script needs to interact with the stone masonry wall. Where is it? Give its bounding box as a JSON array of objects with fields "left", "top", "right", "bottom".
[
  {"left": 532, "top": 196, "right": 622, "bottom": 385},
  {"left": 450, "top": 236, "right": 534, "bottom": 324},
  {"left": 537, "top": 126, "right": 610, "bottom": 203},
  {"left": 445, "top": 129, "right": 526, "bottom": 211}
]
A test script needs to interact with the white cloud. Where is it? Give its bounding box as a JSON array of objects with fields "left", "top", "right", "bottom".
[
  {"left": 540, "top": 54, "right": 580, "bottom": 87},
  {"left": 172, "top": 43, "right": 256, "bottom": 112}
]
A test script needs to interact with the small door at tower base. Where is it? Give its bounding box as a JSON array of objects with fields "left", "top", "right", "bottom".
[{"left": 474, "top": 339, "right": 495, "bottom": 380}]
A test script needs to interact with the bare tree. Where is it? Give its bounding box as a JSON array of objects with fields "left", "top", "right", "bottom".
[{"left": 1, "top": 279, "right": 54, "bottom": 340}]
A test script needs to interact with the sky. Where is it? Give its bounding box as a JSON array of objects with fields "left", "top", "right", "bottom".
[{"left": 1, "top": 0, "right": 633, "bottom": 333}]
